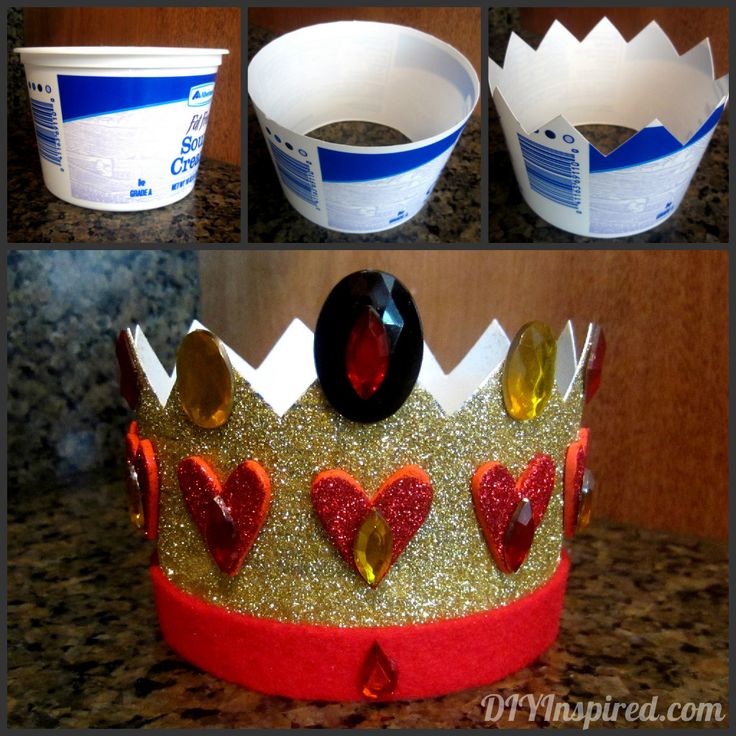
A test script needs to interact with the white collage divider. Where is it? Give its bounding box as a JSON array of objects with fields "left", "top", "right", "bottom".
[{"left": 248, "top": 22, "right": 480, "bottom": 234}]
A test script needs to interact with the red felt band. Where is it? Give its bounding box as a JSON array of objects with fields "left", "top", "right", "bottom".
[{"left": 151, "top": 553, "right": 570, "bottom": 701}]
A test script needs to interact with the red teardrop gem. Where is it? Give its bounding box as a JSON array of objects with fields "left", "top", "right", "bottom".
[
  {"left": 345, "top": 307, "right": 390, "bottom": 400},
  {"left": 116, "top": 330, "right": 139, "bottom": 409},
  {"left": 502, "top": 498, "right": 536, "bottom": 573},
  {"left": 584, "top": 326, "right": 606, "bottom": 403},
  {"left": 360, "top": 642, "right": 398, "bottom": 699},
  {"left": 204, "top": 496, "right": 241, "bottom": 575}
]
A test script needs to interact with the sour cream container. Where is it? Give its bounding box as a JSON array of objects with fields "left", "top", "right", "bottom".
[
  {"left": 15, "top": 47, "right": 229, "bottom": 211},
  {"left": 248, "top": 22, "right": 479, "bottom": 233}
]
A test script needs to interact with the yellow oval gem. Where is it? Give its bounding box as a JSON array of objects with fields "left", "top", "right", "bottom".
[
  {"left": 353, "top": 509, "right": 393, "bottom": 587},
  {"left": 176, "top": 330, "right": 234, "bottom": 429},
  {"left": 503, "top": 321, "right": 557, "bottom": 421}
]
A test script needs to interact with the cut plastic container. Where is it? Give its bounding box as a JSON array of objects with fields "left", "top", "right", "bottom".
[
  {"left": 248, "top": 22, "right": 480, "bottom": 234},
  {"left": 15, "top": 47, "right": 229, "bottom": 211}
]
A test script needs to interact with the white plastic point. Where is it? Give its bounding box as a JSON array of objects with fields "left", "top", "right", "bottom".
[
  {"left": 490, "top": 17, "right": 729, "bottom": 146},
  {"left": 189, "top": 318, "right": 317, "bottom": 418},
  {"left": 418, "top": 320, "right": 510, "bottom": 414},
  {"left": 133, "top": 325, "right": 174, "bottom": 406},
  {"left": 555, "top": 320, "right": 577, "bottom": 401},
  {"left": 131, "top": 320, "right": 593, "bottom": 417}
]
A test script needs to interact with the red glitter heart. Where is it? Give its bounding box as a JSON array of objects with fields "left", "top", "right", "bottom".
[
  {"left": 563, "top": 428, "right": 589, "bottom": 539},
  {"left": 177, "top": 457, "right": 271, "bottom": 576},
  {"left": 472, "top": 454, "right": 555, "bottom": 574},
  {"left": 311, "top": 466, "right": 433, "bottom": 575}
]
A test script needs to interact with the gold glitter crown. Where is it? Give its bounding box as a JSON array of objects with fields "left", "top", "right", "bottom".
[{"left": 122, "top": 317, "right": 596, "bottom": 627}]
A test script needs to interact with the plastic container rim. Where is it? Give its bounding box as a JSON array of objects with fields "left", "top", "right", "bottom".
[{"left": 15, "top": 46, "right": 229, "bottom": 55}]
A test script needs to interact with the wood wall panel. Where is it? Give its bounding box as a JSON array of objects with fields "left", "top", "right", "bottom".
[
  {"left": 520, "top": 7, "right": 728, "bottom": 77},
  {"left": 23, "top": 7, "right": 240, "bottom": 165},
  {"left": 249, "top": 7, "right": 481, "bottom": 117},
  {"left": 200, "top": 251, "right": 728, "bottom": 540}
]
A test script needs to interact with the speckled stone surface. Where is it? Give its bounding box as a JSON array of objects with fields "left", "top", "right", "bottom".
[
  {"left": 8, "top": 480, "right": 728, "bottom": 727},
  {"left": 7, "top": 7, "right": 30, "bottom": 124},
  {"left": 7, "top": 250, "right": 199, "bottom": 493},
  {"left": 488, "top": 9, "right": 729, "bottom": 243},
  {"left": 8, "top": 126, "right": 241, "bottom": 243},
  {"left": 248, "top": 26, "right": 481, "bottom": 244}
]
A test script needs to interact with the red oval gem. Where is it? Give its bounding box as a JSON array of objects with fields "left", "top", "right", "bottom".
[
  {"left": 584, "top": 326, "right": 606, "bottom": 403},
  {"left": 345, "top": 307, "right": 390, "bottom": 400},
  {"left": 204, "top": 496, "right": 241, "bottom": 575},
  {"left": 502, "top": 498, "right": 536, "bottom": 573},
  {"left": 116, "top": 329, "right": 139, "bottom": 409},
  {"left": 360, "top": 642, "right": 398, "bottom": 699}
]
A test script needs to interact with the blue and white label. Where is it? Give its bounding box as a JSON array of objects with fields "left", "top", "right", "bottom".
[
  {"left": 188, "top": 82, "right": 215, "bottom": 107},
  {"left": 512, "top": 121, "right": 590, "bottom": 234},
  {"left": 30, "top": 98, "right": 62, "bottom": 167},
  {"left": 588, "top": 131, "right": 715, "bottom": 235},
  {"left": 57, "top": 74, "right": 215, "bottom": 121},
  {"left": 48, "top": 73, "right": 216, "bottom": 205},
  {"left": 517, "top": 134, "right": 582, "bottom": 212},
  {"left": 508, "top": 104, "right": 724, "bottom": 238},
  {"left": 261, "top": 119, "right": 465, "bottom": 233}
]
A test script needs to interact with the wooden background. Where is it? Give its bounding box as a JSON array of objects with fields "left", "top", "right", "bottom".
[
  {"left": 521, "top": 7, "right": 729, "bottom": 77},
  {"left": 249, "top": 7, "right": 481, "bottom": 117},
  {"left": 23, "top": 7, "right": 241, "bottom": 165},
  {"left": 200, "top": 250, "right": 728, "bottom": 540}
]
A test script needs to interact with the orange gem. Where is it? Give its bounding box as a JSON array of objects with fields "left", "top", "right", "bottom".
[
  {"left": 176, "top": 329, "right": 234, "bottom": 429},
  {"left": 360, "top": 642, "right": 398, "bottom": 699},
  {"left": 576, "top": 469, "right": 595, "bottom": 532},
  {"left": 125, "top": 421, "right": 160, "bottom": 540}
]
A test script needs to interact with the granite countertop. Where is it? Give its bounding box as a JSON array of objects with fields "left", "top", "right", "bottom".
[
  {"left": 8, "top": 127, "right": 241, "bottom": 244},
  {"left": 488, "top": 16, "right": 729, "bottom": 244},
  {"left": 247, "top": 26, "right": 481, "bottom": 244},
  {"left": 8, "top": 479, "right": 728, "bottom": 728}
]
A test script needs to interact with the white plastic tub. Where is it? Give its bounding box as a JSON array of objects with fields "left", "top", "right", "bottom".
[
  {"left": 248, "top": 22, "right": 479, "bottom": 233},
  {"left": 15, "top": 47, "right": 229, "bottom": 211}
]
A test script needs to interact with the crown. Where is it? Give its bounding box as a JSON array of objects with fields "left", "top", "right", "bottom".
[
  {"left": 116, "top": 270, "right": 605, "bottom": 701},
  {"left": 490, "top": 18, "right": 729, "bottom": 237}
]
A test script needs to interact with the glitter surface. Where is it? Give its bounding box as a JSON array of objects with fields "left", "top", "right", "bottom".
[{"left": 133, "top": 345, "right": 586, "bottom": 626}]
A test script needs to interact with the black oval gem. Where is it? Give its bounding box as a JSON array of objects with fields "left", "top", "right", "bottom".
[{"left": 314, "top": 270, "right": 423, "bottom": 423}]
